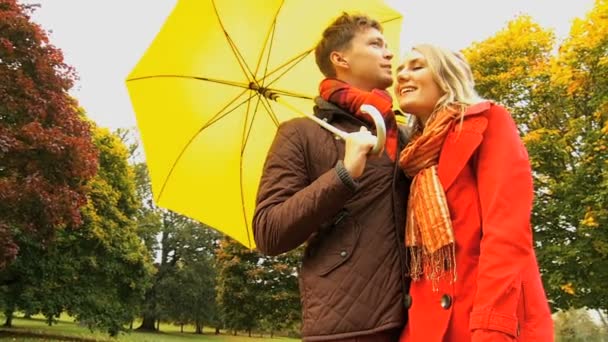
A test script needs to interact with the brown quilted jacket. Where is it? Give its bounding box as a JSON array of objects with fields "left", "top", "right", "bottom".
[{"left": 253, "top": 98, "right": 410, "bottom": 341}]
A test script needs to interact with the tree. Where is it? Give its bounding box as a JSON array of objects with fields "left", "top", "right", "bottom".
[
  {"left": 463, "top": 1, "right": 608, "bottom": 314},
  {"left": 215, "top": 238, "right": 262, "bottom": 336},
  {"left": 129, "top": 158, "right": 164, "bottom": 332},
  {"left": 0, "top": 0, "right": 98, "bottom": 269},
  {"left": 157, "top": 219, "right": 219, "bottom": 334},
  {"left": 136, "top": 209, "right": 181, "bottom": 331},
  {"left": 0, "top": 125, "right": 153, "bottom": 336},
  {"left": 62, "top": 125, "right": 154, "bottom": 336},
  {"left": 0, "top": 234, "right": 40, "bottom": 327},
  {"left": 554, "top": 308, "right": 607, "bottom": 341},
  {"left": 215, "top": 239, "right": 302, "bottom": 338},
  {"left": 463, "top": 15, "right": 555, "bottom": 132},
  {"left": 257, "top": 251, "right": 302, "bottom": 337},
  {"left": 525, "top": 0, "right": 608, "bottom": 312}
]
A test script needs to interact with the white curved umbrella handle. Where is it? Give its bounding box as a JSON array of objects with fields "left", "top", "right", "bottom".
[{"left": 359, "top": 104, "right": 386, "bottom": 155}]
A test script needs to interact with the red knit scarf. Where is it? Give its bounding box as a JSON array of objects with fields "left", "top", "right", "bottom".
[{"left": 319, "top": 78, "right": 398, "bottom": 161}]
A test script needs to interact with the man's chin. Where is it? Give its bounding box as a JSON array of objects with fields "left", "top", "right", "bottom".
[{"left": 378, "top": 79, "right": 393, "bottom": 90}]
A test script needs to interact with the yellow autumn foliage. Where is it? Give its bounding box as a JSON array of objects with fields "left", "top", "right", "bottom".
[{"left": 560, "top": 283, "right": 576, "bottom": 295}]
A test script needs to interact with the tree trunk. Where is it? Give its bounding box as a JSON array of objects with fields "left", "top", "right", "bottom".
[
  {"left": 109, "top": 326, "right": 119, "bottom": 337},
  {"left": 156, "top": 319, "right": 160, "bottom": 331},
  {"left": 215, "top": 327, "right": 220, "bottom": 335},
  {"left": 137, "top": 314, "right": 157, "bottom": 331},
  {"left": 180, "top": 323, "right": 184, "bottom": 333},
  {"left": 597, "top": 309, "right": 608, "bottom": 329},
  {"left": 271, "top": 330, "right": 274, "bottom": 338},
  {"left": 3, "top": 311, "right": 13, "bottom": 328},
  {"left": 47, "top": 316, "right": 53, "bottom": 326},
  {"left": 195, "top": 320, "right": 203, "bottom": 334},
  {"left": 233, "top": 329, "right": 237, "bottom": 336},
  {"left": 248, "top": 328, "right": 252, "bottom": 337}
]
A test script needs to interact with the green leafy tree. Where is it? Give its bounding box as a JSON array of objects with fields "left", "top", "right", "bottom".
[
  {"left": 157, "top": 219, "right": 219, "bottom": 334},
  {"left": 257, "top": 251, "right": 302, "bottom": 338},
  {"left": 137, "top": 209, "right": 180, "bottom": 331},
  {"left": 0, "top": 125, "right": 153, "bottom": 336},
  {"left": 216, "top": 238, "right": 262, "bottom": 336},
  {"left": 63, "top": 126, "right": 154, "bottom": 336}
]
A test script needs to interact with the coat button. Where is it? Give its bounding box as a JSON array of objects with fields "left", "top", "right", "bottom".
[
  {"left": 404, "top": 294, "right": 412, "bottom": 309},
  {"left": 339, "top": 250, "right": 347, "bottom": 257},
  {"left": 440, "top": 294, "right": 452, "bottom": 309}
]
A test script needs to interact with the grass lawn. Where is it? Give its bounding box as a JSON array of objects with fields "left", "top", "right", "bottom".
[{"left": 0, "top": 315, "right": 299, "bottom": 342}]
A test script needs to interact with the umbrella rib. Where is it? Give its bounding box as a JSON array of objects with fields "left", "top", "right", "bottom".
[
  {"left": 155, "top": 89, "right": 252, "bottom": 202},
  {"left": 264, "top": 49, "right": 313, "bottom": 90},
  {"left": 126, "top": 75, "right": 251, "bottom": 90},
  {"left": 269, "top": 89, "right": 313, "bottom": 100},
  {"left": 240, "top": 95, "right": 253, "bottom": 155},
  {"left": 254, "top": 0, "right": 283, "bottom": 80},
  {"left": 242, "top": 95, "right": 264, "bottom": 154},
  {"left": 259, "top": 49, "right": 311, "bottom": 84},
  {"left": 381, "top": 15, "right": 402, "bottom": 25},
  {"left": 258, "top": 15, "right": 400, "bottom": 87},
  {"left": 238, "top": 93, "right": 261, "bottom": 249},
  {"left": 203, "top": 91, "right": 258, "bottom": 129},
  {"left": 259, "top": 96, "right": 281, "bottom": 128},
  {"left": 212, "top": 0, "right": 257, "bottom": 85}
]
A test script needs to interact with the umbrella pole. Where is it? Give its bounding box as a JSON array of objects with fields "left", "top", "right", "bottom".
[
  {"left": 275, "top": 98, "right": 386, "bottom": 155},
  {"left": 275, "top": 98, "right": 349, "bottom": 139}
]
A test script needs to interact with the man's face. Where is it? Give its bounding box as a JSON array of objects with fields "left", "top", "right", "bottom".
[{"left": 338, "top": 28, "right": 394, "bottom": 91}]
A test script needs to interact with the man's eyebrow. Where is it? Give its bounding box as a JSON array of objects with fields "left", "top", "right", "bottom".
[{"left": 370, "top": 37, "right": 387, "bottom": 45}]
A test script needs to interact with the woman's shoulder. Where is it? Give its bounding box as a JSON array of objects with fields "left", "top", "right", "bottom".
[
  {"left": 465, "top": 101, "right": 512, "bottom": 119},
  {"left": 459, "top": 101, "right": 518, "bottom": 135},
  {"left": 464, "top": 100, "right": 491, "bottom": 115},
  {"left": 467, "top": 101, "right": 521, "bottom": 140}
]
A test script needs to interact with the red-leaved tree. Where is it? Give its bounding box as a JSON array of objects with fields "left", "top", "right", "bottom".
[{"left": 0, "top": 0, "right": 98, "bottom": 270}]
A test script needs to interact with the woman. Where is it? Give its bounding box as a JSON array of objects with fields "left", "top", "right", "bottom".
[{"left": 395, "top": 44, "right": 553, "bottom": 341}]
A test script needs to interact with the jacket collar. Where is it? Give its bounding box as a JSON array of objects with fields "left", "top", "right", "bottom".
[
  {"left": 437, "top": 101, "right": 492, "bottom": 191},
  {"left": 463, "top": 100, "right": 492, "bottom": 117},
  {"left": 313, "top": 97, "right": 368, "bottom": 127}
]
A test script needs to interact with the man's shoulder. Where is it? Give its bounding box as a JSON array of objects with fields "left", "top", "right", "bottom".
[
  {"left": 278, "top": 117, "right": 327, "bottom": 137},
  {"left": 279, "top": 116, "right": 314, "bottom": 128}
]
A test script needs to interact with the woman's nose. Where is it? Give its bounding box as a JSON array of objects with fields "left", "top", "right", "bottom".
[{"left": 396, "top": 68, "right": 409, "bottom": 82}]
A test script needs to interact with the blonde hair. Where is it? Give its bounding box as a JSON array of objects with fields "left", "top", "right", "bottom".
[{"left": 412, "top": 44, "right": 484, "bottom": 120}]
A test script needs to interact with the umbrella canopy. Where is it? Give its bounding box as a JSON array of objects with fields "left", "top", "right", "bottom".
[{"left": 126, "top": 0, "right": 403, "bottom": 248}]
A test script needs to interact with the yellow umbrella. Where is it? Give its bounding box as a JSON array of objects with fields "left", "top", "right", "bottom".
[{"left": 125, "top": 0, "right": 403, "bottom": 249}]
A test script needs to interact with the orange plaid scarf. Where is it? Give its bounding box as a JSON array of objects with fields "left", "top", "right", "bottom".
[
  {"left": 399, "top": 107, "right": 459, "bottom": 288},
  {"left": 319, "top": 78, "right": 398, "bottom": 160}
]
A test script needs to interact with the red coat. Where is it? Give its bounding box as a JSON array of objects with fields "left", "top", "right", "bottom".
[{"left": 400, "top": 102, "right": 554, "bottom": 341}]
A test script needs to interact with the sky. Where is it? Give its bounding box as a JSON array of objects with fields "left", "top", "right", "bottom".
[{"left": 18, "top": 0, "right": 596, "bottom": 131}]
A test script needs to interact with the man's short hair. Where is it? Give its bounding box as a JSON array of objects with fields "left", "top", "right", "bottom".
[{"left": 314, "top": 13, "right": 383, "bottom": 78}]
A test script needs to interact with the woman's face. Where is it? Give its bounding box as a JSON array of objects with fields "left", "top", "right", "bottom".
[{"left": 394, "top": 50, "right": 444, "bottom": 119}]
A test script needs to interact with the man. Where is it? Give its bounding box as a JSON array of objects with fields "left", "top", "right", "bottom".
[{"left": 253, "top": 13, "right": 410, "bottom": 341}]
